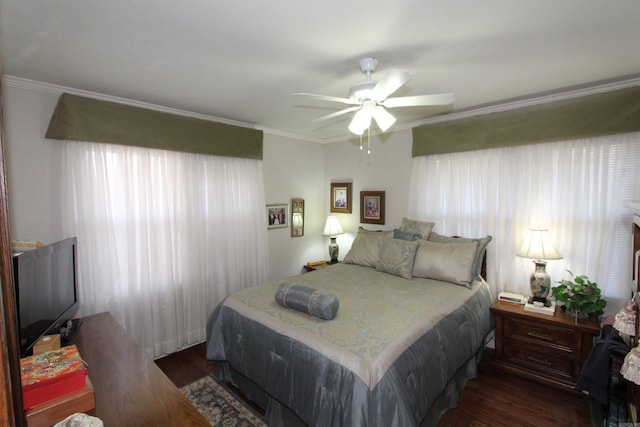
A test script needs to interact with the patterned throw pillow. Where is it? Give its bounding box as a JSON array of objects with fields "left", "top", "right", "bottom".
[
  {"left": 399, "top": 218, "right": 435, "bottom": 240},
  {"left": 376, "top": 237, "right": 419, "bottom": 279}
]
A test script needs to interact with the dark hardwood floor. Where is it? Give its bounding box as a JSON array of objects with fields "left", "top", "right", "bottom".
[{"left": 156, "top": 343, "right": 593, "bottom": 426}]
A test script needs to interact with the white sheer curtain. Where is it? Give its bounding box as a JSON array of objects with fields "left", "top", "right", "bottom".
[
  {"left": 62, "top": 141, "right": 268, "bottom": 358},
  {"left": 408, "top": 132, "right": 640, "bottom": 314}
]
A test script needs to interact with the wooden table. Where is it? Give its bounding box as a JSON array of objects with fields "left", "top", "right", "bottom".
[
  {"left": 71, "top": 312, "right": 209, "bottom": 426},
  {"left": 491, "top": 300, "right": 601, "bottom": 392}
]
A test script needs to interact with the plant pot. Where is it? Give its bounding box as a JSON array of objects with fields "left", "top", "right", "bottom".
[{"left": 567, "top": 307, "right": 590, "bottom": 320}]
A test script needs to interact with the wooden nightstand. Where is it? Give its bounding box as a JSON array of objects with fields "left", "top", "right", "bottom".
[
  {"left": 491, "top": 299, "right": 601, "bottom": 392},
  {"left": 304, "top": 260, "right": 333, "bottom": 272}
]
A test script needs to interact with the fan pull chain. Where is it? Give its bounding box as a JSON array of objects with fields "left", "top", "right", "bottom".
[{"left": 358, "top": 128, "right": 371, "bottom": 154}]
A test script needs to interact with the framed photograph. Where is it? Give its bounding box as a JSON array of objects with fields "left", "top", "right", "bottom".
[
  {"left": 291, "top": 198, "right": 304, "bottom": 237},
  {"left": 360, "top": 191, "right": 385, "bottom": 224},
  {"left": 266, "top": 204, "right": 288, "bottom": 229},
  {"left": 330, "top": 182, "right": 352, "bottom": 214}
]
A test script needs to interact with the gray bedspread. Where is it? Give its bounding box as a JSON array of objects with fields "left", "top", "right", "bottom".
[{"left": 206, "top": 263, "right": 492, "bottom": 426}]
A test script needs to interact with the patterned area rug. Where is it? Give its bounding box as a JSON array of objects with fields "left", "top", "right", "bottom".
[{"left": 180, "top": 374, "right": 268, "bottom": 427}]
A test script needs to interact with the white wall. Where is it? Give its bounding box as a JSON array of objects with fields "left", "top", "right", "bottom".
[
  {"left": 2, "top": 80, "right": 417, "bottom": 283},
  {"left": 2, "top": 84, "right": 65, "bottom": 244},
  {"left": 262, "top": 133, "right": 326, "bottom": 280},
  {"left": 322, "top": 130, "right": 414, "bottom": 257}
]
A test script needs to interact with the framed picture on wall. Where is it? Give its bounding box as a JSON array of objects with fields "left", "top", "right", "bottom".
[
  {"left": 360, "top": 191, "right": 385, "bottom": 224},
  {"left": 330, "top": 182, "right": 352, "bottom": 214},
  {"left": 266, "top": 204, "right": 288, "bottom": 229},
  {"left": 291, "top": 198, "right": 304, "bottom": 237}
]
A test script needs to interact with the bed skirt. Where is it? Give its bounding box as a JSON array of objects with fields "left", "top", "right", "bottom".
[{"left": 216, "top": 344, "right": 486, "bottom": 427}]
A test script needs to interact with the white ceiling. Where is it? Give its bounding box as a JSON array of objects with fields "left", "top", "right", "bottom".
[{"left": 2, "top": 1, "right": 640, "bottom": 142}]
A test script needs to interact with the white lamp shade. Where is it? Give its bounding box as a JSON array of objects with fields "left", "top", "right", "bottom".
[
  {"left": 613, "top": 300, "right": 637, "bottom": 336},
  {"left": 323, "top": 216, "right": 344, "bottom": 236},
  {"left": 348, "top": 101, "right": 375, "bottom": 135},
  {"left": 292, "top": 213, "right": 303, "bottom": 227},
  {"left": 621, "top": 345, "right": 640, "bottom": 385},
  {"left": 517, "top": 228, "right": 563, "bottom": 260},
  {"left": 372, "top": 106, "right": 396, "bottom": 132}
]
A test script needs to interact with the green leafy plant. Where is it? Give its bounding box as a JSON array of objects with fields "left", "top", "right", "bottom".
[{"left": 551, "top": 271, "right": 607, "bottom": 318}]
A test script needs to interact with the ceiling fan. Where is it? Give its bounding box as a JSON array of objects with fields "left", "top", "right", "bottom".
[{"left": 295, "top": 57, "right": 455, "bottom": 136}]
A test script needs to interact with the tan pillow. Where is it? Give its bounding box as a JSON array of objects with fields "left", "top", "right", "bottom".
[
  {"left": 343, "top": 227, "right": 393, "bottom": 267},
  {"left": 400, "top": 217, "right": 435, "bottom": 240},
  {"left": 412, "top": 240, "right": 478, "bottom": 288},
  {"left": 427, "top": 232, "right": 492, "bottom": 279}
]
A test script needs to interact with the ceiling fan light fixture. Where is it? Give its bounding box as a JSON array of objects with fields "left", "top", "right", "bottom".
[
  {"left": 348, "top": 107, "right": 372, "bottom": 135},
  {"left": 372, "top": 106, "right": 396, "bottom": 132},
  {"left": 349, "top": 81, "right": 377, "bottom": 100}
]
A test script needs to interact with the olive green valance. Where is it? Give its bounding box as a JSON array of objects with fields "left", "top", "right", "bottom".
[
  {"left": 412, "top": 85, "right": 640, "bottom": 157},
  {"left": 46, "top": 93, "right": 263, "bottom": 160}
]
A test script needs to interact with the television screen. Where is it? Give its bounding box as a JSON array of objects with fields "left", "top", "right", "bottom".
[{"left": 13, "top": 237, "right": 78, "bottom": 357}]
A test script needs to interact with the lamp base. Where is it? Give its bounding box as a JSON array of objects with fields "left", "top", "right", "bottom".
[
  {"left": 528, "top": 296, "right": 552, "bottom": 307},
  {"left": 530, "top": 260, "right": 551, "bottom": 300},
  {"left": 328, "top": 237, "right": 339, "bottom": 264}
]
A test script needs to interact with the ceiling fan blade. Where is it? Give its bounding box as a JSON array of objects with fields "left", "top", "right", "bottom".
[
  {"left": 369, "top": 69, "right": 411, "bottom": 102},
  {"left": 294, "top": 93, "right": 360, "bottom": 105},
  {"left": 382, "top": 93, "right": 455, "bottom": 108},
  {"left": 313, "top": 106, "right": 361, "bottom": 122},
  {"left": 371, "top": 106, "right": 396, "bottom": 132}
]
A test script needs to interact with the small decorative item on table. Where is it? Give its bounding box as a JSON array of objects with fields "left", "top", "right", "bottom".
[
  {"left": 304, "top": 260, "right": 332, "bottom": 272},
  {"left": 20, "top": 344, "right": 89, "bottom": 409},
  {"left": 33, "top": 334, "right": 61, "bottom": 355}
]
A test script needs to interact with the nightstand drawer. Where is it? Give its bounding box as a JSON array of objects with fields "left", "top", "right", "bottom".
[
  {"left": 503, "top": 341, "right": 580, "bottom": 382},
  {"left": 505, "top": 317, "right": 577, "bottom": 352},
  {"left": 490, "top": 300, "right": 600, "bottom": 392}
]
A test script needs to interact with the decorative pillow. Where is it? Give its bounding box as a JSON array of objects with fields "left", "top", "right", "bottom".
[
  {"left": 393, "top": 228, "right": 420, "bottom": 241},
  {"left": 275, "top": 283, "right": 339, "bottom": 320},
  {"left": 376, "top": 237, "right": 419, "bottom": 279},
  {"left": 427, "top": 232, "right": 492, "bottom": 279},
  {"left": 412, "top": 240, "right": 478, "bottom": 288},
  {"left": 399, "top": 217, "right": 435, "bottom": 240},
  {"left": 343, "top": 227, "right": 393, "bottom": 267}
]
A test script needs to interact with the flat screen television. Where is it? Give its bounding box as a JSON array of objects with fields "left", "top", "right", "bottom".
[{"left": 13, "top": 237, "right": 79, "bottom": 357}]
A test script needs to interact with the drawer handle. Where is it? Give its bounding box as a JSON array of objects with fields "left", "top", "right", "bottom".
[
  {"left": 527, "top": 329, "right": 553, "bottom": 342},
  {"left": 527, "top": 354, "right": 552, "bottom": 366}
]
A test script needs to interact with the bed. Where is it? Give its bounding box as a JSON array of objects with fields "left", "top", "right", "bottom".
[{"left": 206, "top": 220, "right": 493, "bottom": 426}]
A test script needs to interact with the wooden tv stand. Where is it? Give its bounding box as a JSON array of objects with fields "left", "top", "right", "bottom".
[{"left": 66, "top": 312, "right": 208, "bottom": 426}]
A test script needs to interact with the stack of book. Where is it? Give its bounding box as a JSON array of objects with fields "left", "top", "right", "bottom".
[{"left": 20, "top": 344, "right": 95, "bottom": 426}]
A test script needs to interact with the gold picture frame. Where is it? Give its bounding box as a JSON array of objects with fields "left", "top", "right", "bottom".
[
  {"left": 291, "top": 198, "right": 304, "bottom": 237},
  {"left": 360, "top": 191, "right": 385, "bottom": 224},
  {"left": 330, "top": 182, "right": 352, "bottom": 214}
]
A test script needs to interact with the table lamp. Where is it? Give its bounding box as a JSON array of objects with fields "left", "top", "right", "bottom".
[
  {"left": 517, "top": 228, "right": 563, "bottom": 304},
  {"left": 323, "top": 216, "right": 344, "bottom": 264}
]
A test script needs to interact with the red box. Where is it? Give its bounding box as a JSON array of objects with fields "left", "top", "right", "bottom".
[{"left": 20, "top": 345, "right": 89, "bottom": 409}]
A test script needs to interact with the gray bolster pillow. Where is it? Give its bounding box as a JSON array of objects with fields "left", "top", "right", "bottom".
[{"left": 275, "top": 283, "right": 339, "bottom": 320}]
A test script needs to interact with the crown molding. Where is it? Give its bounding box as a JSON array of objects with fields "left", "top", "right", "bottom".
[
  {"left": 1, "top": 75, "right": 261, "bottom": 131},
  {"left": 409, "top": 74, "right": 640, "bottom": 128},
  {"left": 5, "top": 74, "right": 639, "bottom": 144}
]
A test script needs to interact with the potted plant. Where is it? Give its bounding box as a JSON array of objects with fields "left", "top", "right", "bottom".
[{"left": 552, "top": 271, "right": 607, "bottom": 320}]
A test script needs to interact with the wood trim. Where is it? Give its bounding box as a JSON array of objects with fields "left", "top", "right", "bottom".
[{"left": 0, "top": 86, "right": 24, "bottom": 426}]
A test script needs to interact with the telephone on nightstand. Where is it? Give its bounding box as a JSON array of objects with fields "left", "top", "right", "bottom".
[{"left": 498, "top": 292, "right": 527, "bottom": 304}]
